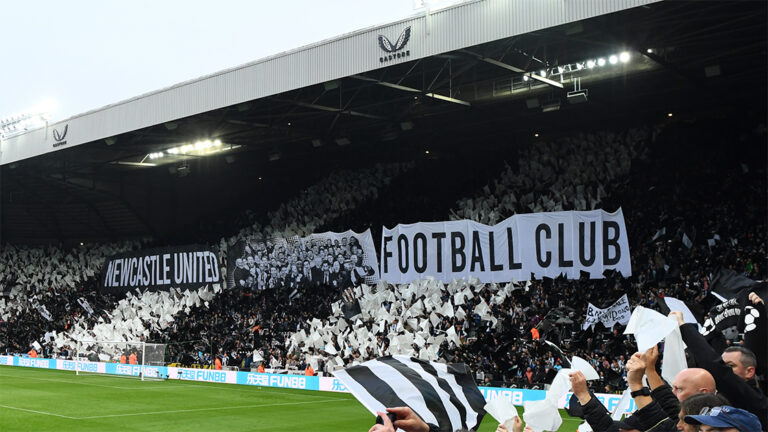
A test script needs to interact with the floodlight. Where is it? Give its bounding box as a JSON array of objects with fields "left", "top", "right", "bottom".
[
  {"left": 619, "top": 52, "right": 630, "bottom": 63},
  {"left": 597, "top": 58, "right": 606, "bottom": 67},
  {"left": 540, "top": 69, "right": 547, "bottom": 77},
  {"left": 587, "top": 60, "right": 596, "bottom": 69},
  {"left": 609, "top": 55, "right": 618, "bottom": 65}
]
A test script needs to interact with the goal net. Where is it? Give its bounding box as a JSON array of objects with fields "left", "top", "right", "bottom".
[{"left": 75, "top": 340, "right": 167, "bottom": 381}]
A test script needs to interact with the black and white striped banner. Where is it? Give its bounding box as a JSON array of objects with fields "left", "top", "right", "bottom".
[{"left": 333, "top": 355, "right": 486, "bottom": 432}]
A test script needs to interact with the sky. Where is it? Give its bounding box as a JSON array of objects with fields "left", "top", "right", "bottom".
[{"left": 0, "top": 1, "right": 421, "bottom": 122}]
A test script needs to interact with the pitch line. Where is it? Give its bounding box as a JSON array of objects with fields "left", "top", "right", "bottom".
[
  {"left": 77, "top": 397, "right": 352, "bottom": 419},
  {"left": 0, "top": 404, "right": 78, "bottom": 420},
  {"left": 0, "top": 372, "right": 350, "bottom": 399}
]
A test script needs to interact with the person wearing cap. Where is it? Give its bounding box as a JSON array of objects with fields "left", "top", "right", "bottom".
[
  {"left": 671, "top": 311, "right": 768, "bottom": 429},
  {"left": 677, "top": 393, "right": 732, "bottom": 432},
  {"left": 683, "top": 405, "right": 762, "bottom": 432}
]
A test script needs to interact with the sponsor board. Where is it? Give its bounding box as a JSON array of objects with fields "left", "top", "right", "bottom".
[
  {"left": 0, "top": 357, "right": 634, "bottom": 413},
  {"left": 479, "top": 386, "right": 636, "bottom": 414},
  {"left": 16, "top": 357, "right": 54, "bottom": 369},
  {"left": 319, "top": 376, "right": 349, "bottom": 393},
  {"left": 167, "top": 367, "right": 236, "bottom": 384},
  {"left": 239, "top": 372, "right": 319, "bottom": 391},
  {"left": 59, "top": 360, "right": 105, "bottom": 373}
]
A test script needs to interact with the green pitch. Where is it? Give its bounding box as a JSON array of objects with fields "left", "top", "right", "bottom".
[{"left": 0, "top": 366, "right": 581, "bottom": 431}]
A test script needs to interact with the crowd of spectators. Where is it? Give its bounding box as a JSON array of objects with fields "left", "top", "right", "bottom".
[
  {"left": 0, "top": 241, "right": 140, "bottom": 355},
  {"left": 0, "top": 117, "right": 765, "bottom": 425}
]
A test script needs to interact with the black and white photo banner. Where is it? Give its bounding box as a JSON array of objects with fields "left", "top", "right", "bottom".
[
  {"left": 101, "top": 245, "right": 221, "bottom": 293},
  {"left": 381, "top": 209, "right": 631, "bottom": 283},
  {"left": 582, "top": 294, "right": 632, "bottom": 330},
  {"left": 227, "top": 229, "right": 379, "bottom": 291}
]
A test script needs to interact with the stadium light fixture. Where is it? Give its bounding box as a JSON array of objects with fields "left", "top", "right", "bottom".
[
  {"left": 597, "top": 58, "right": 606, "bottom": 67},
  {"left": 619, "top": 52, "right": 630, "bottom": 63},
  {"left": 646, "top": 48, "right": 654, "bottom": 54},
  {"left": 587, "top": 60, "right": 596, "bottom": 69},
  {"left": 667, "top": 113, "right": 673, "bottom": 117},
  {"left": 425, "top": 150, "right": 430, "bottom": 154},
  {"left": 0, "top": 104, "right": 53, "bottom": 138},
  {"left": 144, "top": 139, "right": 234, "bottom": 163},
  {"left": 540, "top": 69, "right": 547, "bottom": 77},
  {"left": 609, "top": 55, "right": 618, "bottom": 65}
]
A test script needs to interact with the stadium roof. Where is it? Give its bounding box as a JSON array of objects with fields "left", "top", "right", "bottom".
[
  {"left": 1, "top": 0, "right": 657, "bottom": 165},
  {"left": 0, "top": 0, "right": 765, "bottom": 244}
]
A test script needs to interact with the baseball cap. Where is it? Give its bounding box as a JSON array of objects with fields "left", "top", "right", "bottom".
[{"left": 684, "top": 405, "right": 761, "bottom": 431}]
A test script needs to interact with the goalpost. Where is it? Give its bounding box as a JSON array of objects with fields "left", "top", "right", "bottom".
[{"left": 75, "top": 340, "right": 167, "bottom": 381}]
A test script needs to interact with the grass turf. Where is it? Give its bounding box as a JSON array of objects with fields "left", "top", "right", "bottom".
[{"left": 0, "top": 365, "right": 581, "bottom": 431}]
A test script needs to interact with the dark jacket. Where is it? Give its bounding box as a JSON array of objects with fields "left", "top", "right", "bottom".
[
  {"left": 651, "top": 383, "right": 680, "bottom": 422},
  {"left": 680, "top": 323, "right": 768, "bottom": 430},
  {"left": 581, "top": 395, "right": 619, "bottom": 432},
  {"left": 584, "top": 397, "right": 676, "bottom": 432},
  {"left": 630, "top": 400, "right": 677, "bottom": 432}
]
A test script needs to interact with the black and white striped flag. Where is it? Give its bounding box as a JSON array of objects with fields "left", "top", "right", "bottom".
[{"left": 333, "top": 355, "right": 486, "bottom": 432}]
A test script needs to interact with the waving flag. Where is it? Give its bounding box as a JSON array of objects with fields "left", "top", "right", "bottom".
[{"left": 334, "top": 355, "right": 486, "bottom": 432}]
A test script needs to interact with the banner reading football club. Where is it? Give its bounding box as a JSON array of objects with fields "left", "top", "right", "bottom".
[
  {"left": 381, "top": 209, "right": 631, "bottom": 283},
  {"left": 101, "top": 245, "right": 221, "bottom": 294},
  {"left": 582, "top": 294, "right": 632, "bottom": 330},
  {"left": 227, "top": 229, "right": 379, "bottom": 292}
]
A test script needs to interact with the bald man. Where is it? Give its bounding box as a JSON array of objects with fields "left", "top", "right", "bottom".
[
  {"left": 671, "top": 368, "right": 717, "bottom": 401},
  {"left": 673, "top": 311, "right": 768, "bottom": 429}
]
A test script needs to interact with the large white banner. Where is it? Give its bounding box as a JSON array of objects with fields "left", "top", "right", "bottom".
[
  {"left": 582, "top": 294, "right": 632, "bottom": 330},
  {"left": 381, "top": 209, "right": 631, "bottom": 283}
]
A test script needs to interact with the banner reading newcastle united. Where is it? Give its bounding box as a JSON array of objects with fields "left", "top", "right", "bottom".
[
  {"left": 101, "top": 245, "right": 221, "bottom": 294},
  {"left": 381, "top": 209, "right": 631, "bottom": 283},
  {"left": 227, "top": 229, "right": 379, "bottom": 291}
]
